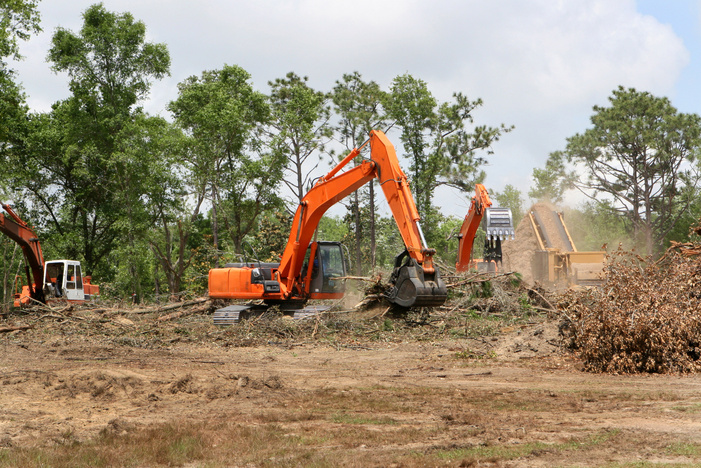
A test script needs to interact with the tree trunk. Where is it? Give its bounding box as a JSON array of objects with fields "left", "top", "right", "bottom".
[
  {"left": 353, "top": 192, "right": 362, "bottom": 276},
  {"left": 369, "top": 181, "right": 376, "bottom": 270},
  {"left": 211, "top": 184, "right": 220, "bottom": 268},
  {"left": 153, "top": 247, "right": 161, "bottom": 304}
]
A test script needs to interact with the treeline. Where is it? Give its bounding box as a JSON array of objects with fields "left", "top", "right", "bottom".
[
  {"left": 0, "top": 3, "right": 511, "bottom": 305},
  {"left": 4, "top": 3, "right": 701, "bottom": 308}
]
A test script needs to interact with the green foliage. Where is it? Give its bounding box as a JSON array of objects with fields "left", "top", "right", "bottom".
[
  {"left": 341, "top": 198, "right": 374, "bottom": 275},
  {"left": 664, "top": 185, "right": 701, "bottom": 247},
  {"left": 528, "top": 151, "right": 576, "bottom": 204},
  {"left": 373, "top": 216, "right": 406, "bottom": 270},
  {"left": 3, "top": 4, "right": 172, "bottom": 283},
  {"left": 331, "top": 72, "right": 387, "bottom": 273},
  {"left": 268, "top": 72, "right": 332, "bottom": 203},
  {"left": 493, "top": 184, "right": 524, "bottom": 226},
  {"left": 110, "top": 239, "right": 154, "bottom": 300},
  {"left": 426, "top": 214, "right": 462, "bottom": 266},
  {"left": 48, "top": 4, "right": 170, "bottom": 111},
  {"left": 253, "top": 210, "right": 293, "bottom": 262},
  {"left": 332, "top": 71, "right": 387, "bottom": 146},
  {"left": 0, "top": 0, "right": 41, "bottom": 61},
  {"left": 0, "top": 235, "right": 23, "bottom": 312},
  {"left": 563, "top": 201, "right": 631, "bottom": 251},
  {"left": 0, "top": 0, "right": 40, "bottom": 180},
  {"left": 384, "top": 73, "right": 512, "bottom": 217},
  {"left": 316, "top": 215, "right": 348, "bottom": 243},
  {"left": 564, "top": 86, "right": 701, "bottom": 256},
  {"left": 169, "top": 64, "right": 281, "bottom": 260},
  {"left": 0, "top": 5, "right": 511, "bottom": 300}
]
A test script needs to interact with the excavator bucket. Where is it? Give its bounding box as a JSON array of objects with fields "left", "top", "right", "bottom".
[{"left": 386, "top": 251, "right": 448, "bottom": 308}]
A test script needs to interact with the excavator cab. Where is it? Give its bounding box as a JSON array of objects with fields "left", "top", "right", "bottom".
[
  {"left": 43, "top": 260, "right": 85, "bottom": 302},
  {"left": 302, "top": 241, "right": 346, "bottom": 299}
]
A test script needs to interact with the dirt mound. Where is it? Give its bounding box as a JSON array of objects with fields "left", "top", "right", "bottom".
[{"left": 501, "top": 202, "right": 545, "bottom": 284}]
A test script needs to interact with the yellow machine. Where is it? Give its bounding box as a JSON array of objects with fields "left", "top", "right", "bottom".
[{"left": 528, "top": 210, "right": 605, "bottom": 287}]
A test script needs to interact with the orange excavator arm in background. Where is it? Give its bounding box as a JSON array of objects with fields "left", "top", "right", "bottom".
[
  {"left": 455, "top": 184, "right": 514, "bottom": 273},
  {"left": 0, "top": 203, "right": 46, "bottom": 303},
  {"left": 209, "top": 130, "right": 447, "bottom": 309}
]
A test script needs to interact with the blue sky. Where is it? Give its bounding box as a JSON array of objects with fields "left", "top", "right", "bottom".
[
  {"left": 637, "top": 0, "right": 701, "bottom": 115},
  {"left": 8, "top": 1, "right": 701, "bottom": 217}
]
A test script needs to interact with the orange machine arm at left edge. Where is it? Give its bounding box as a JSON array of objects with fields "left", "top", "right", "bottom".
[
  {"left": 455, "top": 184, "right": 491, "bottom": 273},
  {"left": 0, "top": 203, "right": 46, "bottom": 302}
]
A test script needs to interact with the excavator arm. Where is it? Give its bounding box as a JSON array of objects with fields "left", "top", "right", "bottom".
[
  {"left": 209, "top": 130, "right": 447, "bottom": 309},
  {"left": 278, "top": 129, "right": 445, "bottom": 306},
  {"left": 455, "top": 185, "right": 515, "bottom": 273},
  {"left": 0, "top": 203, "right": 45, "bottom": 303}
]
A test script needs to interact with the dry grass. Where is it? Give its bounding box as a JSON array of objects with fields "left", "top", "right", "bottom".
[{"left": 0, "top": 380, "right": 695, "bottom": 467}]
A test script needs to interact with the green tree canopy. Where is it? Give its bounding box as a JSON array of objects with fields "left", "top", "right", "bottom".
[
  {"left": 539, "top": 86, "right": 701, "bottom": 255},
  {"left": 268, "top": 72, "right": 331, "bottom": 205},
  {"left": 0, "top": 0, "right": 40, "bottom": 61},
  {"left": 4, "top": 3, "right": 171, "bottom": 278},
  {"left": 384, "top": 73, "right": 512, "bottom": 226},
  {"left": 168, "top": 64, "right": 283, "bottom": 258},
  {"left": 493, "top": 184, "right": 524, "bottom": 226},
  {"left": 331, "top": 71, "right": 388, "bottom": 273},
  {"left": 0, "top": 0, "right": 40, "bottom": 159}
]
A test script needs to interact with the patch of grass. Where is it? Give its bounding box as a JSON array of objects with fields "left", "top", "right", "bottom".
[
  {"left": 668, "top": 441, "right": 701, "bottom": 457},
  {"left": 671, "top": 403, "right": 701, "bottom": 413},
  {"left": 331, "top": 412, "right": 398, "bottom": 425},
  {"left": 434, "top": 429, "right": 621, "bottom": 464},
  {"left": 436, "top": 441, "right": 551, "bottom": 462},
  {"left": 454, "top": 349, "right": 496, "bottom": 360}
]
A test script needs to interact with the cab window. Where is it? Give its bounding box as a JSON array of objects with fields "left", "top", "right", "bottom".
[{"left": 66, "top": 264, "right": 76, "bottom": 290}]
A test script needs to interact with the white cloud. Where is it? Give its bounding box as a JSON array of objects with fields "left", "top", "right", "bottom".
[{"left": 8, "top": 0, "right": 690, "bottom": 215}]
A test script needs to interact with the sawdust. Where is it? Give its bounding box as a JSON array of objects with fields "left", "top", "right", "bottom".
[{"left": 501, "top": 201, "right": 578, "bottom": 286}]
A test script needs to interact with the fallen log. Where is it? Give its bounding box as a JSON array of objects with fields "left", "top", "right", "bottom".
[
  {"left": 446, "top": 271, "right": 514, "bottom": 288},
  {"left": 156, "top": 304, "right": 208, "bottom": 322},
  {"left": 158, "top": 297, "right": 208, "bottom": 312},
  {"left": 0, "top": 325, "right": 32, "bottom": 333}
]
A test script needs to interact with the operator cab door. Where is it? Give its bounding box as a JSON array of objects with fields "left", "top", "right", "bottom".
[
  {"left": 306, "top": 241, "right": 347, "bottom": 298},
  {"left": 44, "top": 260, "right": 84, "bottom": 302}
]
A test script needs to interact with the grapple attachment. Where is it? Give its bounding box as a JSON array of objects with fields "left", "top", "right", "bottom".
[
  {"left": 482, "top": 207, "right": 515, "bottom": 264},
  {"left": 483, "top": 207, "right": 515, "bottom": 240},
  {"left": 386, "top": 250, "right": 448, "bottom": 308}
]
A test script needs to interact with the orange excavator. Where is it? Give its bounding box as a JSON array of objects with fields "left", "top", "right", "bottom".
[
  {"left": 455, "top": 184, "right": 514, "bottom": 273},
  {"left": 208, "top": 130, "right": 447, "bottom": 323},
  {"left": 1, "top": 203, "right": 99, "bottom": 307}
]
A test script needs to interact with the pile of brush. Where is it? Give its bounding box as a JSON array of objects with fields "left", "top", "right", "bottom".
[{"left": 560, "top": 223, "right": 701, "bottom": 374}]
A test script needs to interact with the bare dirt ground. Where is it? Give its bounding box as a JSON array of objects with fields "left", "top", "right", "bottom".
[{"left": 0, "top": 300, "right": 701, "bottom": 467}]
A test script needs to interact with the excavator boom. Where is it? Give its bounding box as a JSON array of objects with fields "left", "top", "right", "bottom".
[{"left": 1, "top": 203, "right": 45, "bottom": 303}]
